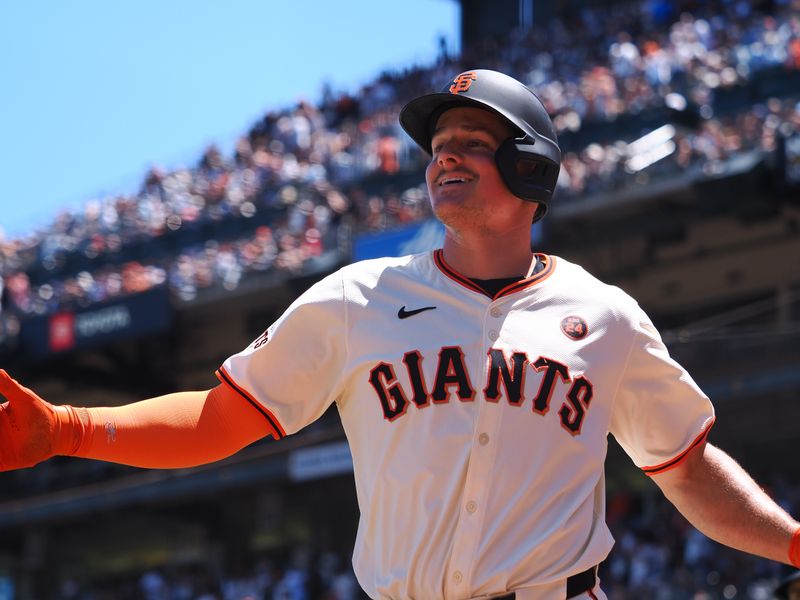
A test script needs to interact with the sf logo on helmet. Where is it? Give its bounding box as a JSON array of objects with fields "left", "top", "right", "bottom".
[{"left": 449, "top": 71, "right": 477, "bottom": 94}]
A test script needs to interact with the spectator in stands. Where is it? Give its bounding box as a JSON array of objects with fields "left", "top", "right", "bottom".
[
  {"left": 3, "top": 63, "right": 800, "bottom": 600},
  {"left": 2, "top": 9, "right": 799, "bottom": 599},
  {"left": 2, "top": 0, "right": 799, "bottom": 331}
]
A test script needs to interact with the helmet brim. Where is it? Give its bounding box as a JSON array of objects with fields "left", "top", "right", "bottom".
[{"left": 399, "top": 92, "right": 523, "bottom": 155}]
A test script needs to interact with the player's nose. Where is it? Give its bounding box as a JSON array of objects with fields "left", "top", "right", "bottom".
[{"left": 435, "top": 139, "right": 463, "bottom": 167}]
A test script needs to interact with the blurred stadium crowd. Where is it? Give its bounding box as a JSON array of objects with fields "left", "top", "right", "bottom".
[
  {"left": 2, "top": 0, "right": 800, "bottom": 321},
  {"left": 2, "top": 0, "right": 800, "bottom": 597},
  {"left": 55, "top": 546, "right": 363, "bottom": 600},
  {"left": 48, "top": 483, "right": 800, "bottom": 600}
]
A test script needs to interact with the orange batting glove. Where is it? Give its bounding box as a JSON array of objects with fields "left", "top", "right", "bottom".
[{"left": 0, "top": 369, "right": 84, "bottom": 470}]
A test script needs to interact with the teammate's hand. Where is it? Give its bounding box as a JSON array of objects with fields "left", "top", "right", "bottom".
[{"left": 0, "top": 369, "right": 74, "bottom": 470}]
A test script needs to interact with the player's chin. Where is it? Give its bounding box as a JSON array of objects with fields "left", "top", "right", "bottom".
[
  {"left": 430, "top": 184, "right": 472, "bottom": 207},
  {"left": 432, "top": 199, "right": 484, "bottom": 228},
  {"left": 430, "top": 195, "right": 464, "bottom": 220}
]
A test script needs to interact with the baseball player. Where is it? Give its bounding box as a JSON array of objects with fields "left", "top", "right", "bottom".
[{"left": 2, "top": 69, "right": 799, "bottom": 600}]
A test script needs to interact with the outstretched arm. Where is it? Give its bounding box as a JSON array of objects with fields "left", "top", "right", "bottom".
[
  {"left": 652, "top": 440, "right": 800, "bottom": 566},
  {"left": 0, "top": 369, "right": 276, "bottom": 471}
]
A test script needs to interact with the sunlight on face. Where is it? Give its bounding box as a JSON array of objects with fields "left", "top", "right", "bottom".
[{"left": 425, "top": 107, "right": 533, "bottom": 235}]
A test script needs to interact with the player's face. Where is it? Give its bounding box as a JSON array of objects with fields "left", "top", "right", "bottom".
[{"left": 426, "top": 107, "right": 534, "bottom": 233}]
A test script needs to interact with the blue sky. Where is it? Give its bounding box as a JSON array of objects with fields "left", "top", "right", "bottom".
[{"left": 0, "top": 1, "right": 459, "bottom": 238}]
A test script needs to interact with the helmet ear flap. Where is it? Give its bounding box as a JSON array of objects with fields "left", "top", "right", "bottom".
[{"left": 495, "top": 138, "right": 559, "bottom": 222}]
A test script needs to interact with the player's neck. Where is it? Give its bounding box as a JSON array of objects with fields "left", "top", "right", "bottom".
[{"left": 441, "top": 232, "right": 537, "bottom": 280}]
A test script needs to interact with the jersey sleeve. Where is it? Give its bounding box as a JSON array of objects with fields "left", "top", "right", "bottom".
[
  {"left": 609, "top": 311, "right": 715, "bottom": 475},
  {"left": 216, "top": 270, "right": 348, "bottom": 439}
]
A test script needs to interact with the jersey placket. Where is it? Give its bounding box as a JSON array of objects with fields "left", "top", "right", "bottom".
[{"left": 444, "top": 298, "right": 508, "bottom": 598}]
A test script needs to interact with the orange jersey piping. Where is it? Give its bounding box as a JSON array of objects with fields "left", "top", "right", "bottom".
[
  {"left": 641, "top": 416, "right": 715, "bottom": 476},
  {"left": 433, "top": 250, "right": 556, "bottom": 300},
  {"left": 216, "top": 365, "right": 287, "bottom": 440}
]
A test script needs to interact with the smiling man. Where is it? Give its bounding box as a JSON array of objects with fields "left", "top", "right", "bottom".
[
  {"left": 2, "top": 69, "right": 799, "bottom": 600},
  {"left": 427, "top": 108, "right": 520, "bottom": 233}
]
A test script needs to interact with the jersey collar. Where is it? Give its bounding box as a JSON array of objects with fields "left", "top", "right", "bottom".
[{"left": 432, "top": 249, "right": 556, "bottom": 300}]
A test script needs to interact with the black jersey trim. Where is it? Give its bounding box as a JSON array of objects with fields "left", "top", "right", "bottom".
[
  {"left": 216, "top": 366, "right": 286, "bottom": 439},
  {"left": 433, "top": 250, "right": 556, "bottom": 299},
  {"left": 495, "top": 255, "right": 555, "bottom": 299},
  {"left": 433, "top": 249, "right": 488, "bottom": 296},
  {"left": 642, "top": 417, "right": 715, "bottom": 476}
]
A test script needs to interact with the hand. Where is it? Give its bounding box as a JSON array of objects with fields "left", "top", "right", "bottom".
[{"left": 0, "top": 369, "right": 74, "bottom": 470}]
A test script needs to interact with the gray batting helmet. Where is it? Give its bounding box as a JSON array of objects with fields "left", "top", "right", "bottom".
[{"left": 399, "top": 69, "right": 561, "bottom": 222}]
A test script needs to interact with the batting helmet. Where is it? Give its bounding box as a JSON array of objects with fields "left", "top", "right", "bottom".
[{"left": 399, "top": 69, "right": 561, "bottom": 222}]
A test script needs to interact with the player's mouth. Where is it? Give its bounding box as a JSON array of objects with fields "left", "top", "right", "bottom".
[{"left": 437, "top": 175, "right": 474, "bottom": 187}]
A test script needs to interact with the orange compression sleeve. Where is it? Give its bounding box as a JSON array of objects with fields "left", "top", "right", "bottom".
[
  {"left": 790, "top": 526, "right": 800, "bottom": 567},
  {"left": 65, "top": 384, "right": 277, "bottom": 469}
]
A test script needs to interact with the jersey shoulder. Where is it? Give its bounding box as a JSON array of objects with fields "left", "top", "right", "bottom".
[
  {"left": 338, "top": 252, "right": 421, "bottom": 277},
  {"left": 548, "top": 255, "right": 647, "bottom": 323},
  {"left": 337, "top": 252, "right": 432, "bottom": 288},
  {"left": 297, "top": 252, "right": 433, "bottom": 310}
]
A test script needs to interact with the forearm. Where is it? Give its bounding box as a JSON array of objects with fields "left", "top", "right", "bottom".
[
  {"left": 57, "top": 386, "right": 275, "bottom": 469},
  {"left": 653, "top": 443, "right": 800, "bottom": 565}
]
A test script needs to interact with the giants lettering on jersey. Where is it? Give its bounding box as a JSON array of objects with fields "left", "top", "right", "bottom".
[{"left": 368, "top": 346, "right": 594, "bottom": 435}]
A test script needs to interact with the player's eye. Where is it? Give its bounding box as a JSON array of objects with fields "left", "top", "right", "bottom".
[{"left": 467, "top": 138, "right": 491, "bottom": 149}]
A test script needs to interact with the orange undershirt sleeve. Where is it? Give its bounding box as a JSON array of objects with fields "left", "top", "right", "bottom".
[
  {"left": 58, "top": 384, "right": 276, "bottom": 469},
  {"left": 791, "top": 526, "right": 800, "bottom": 567}
]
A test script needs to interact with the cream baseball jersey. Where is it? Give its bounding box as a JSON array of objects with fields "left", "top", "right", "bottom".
[{"left": 218, "top": 250, "right": 715, "bottom": 600}]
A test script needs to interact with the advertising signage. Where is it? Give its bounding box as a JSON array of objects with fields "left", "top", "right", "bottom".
[{"left": 18, "top": 287, "right": 173, "bottom": 358}]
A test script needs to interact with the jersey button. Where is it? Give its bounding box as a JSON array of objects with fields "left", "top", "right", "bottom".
[
  {"left": 453, "top": 571, "right": 463, "bottom": 584},
  {"left": 478, "top": 433, "right": 489, "bottom": 446},
  {"left": 490, "top": 307, "right": 502, "bottom": 318},
  {"left": 466, "top": 500, "right": 478, "bottom": 513},
  {"left": 488, "top": 330, "right": 498, "bottom": 341}
]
